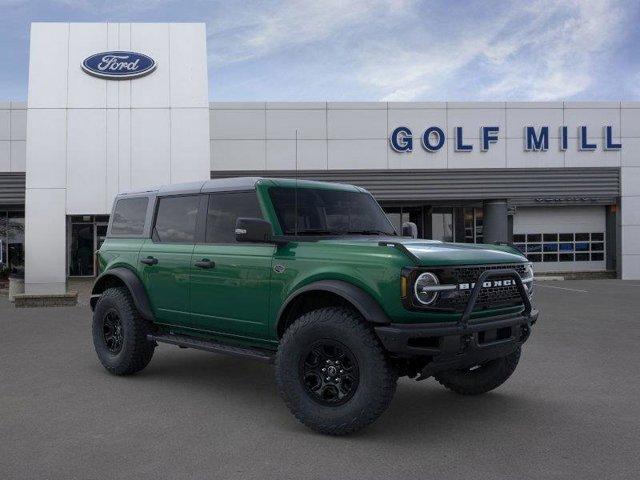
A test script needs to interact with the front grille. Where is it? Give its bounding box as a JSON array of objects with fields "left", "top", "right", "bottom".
[{"left": 434, "top": 264, "right": 527, "bottom": 311}]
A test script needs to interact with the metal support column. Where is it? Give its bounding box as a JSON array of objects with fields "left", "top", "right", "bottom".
[{"left": 483, "top": 200, "right": 509, "bottom": 244}]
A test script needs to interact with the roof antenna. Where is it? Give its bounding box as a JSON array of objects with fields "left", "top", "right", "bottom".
[{"left": 294, "top": 129, "right": 299, "bottom": 236}]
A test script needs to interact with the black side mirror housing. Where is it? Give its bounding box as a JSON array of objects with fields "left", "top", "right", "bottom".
[
  {"left": 235, "top": 218, "right": 274, "bottom": 243},
  {"left": 402, "top": 221, "right": 418, "bottom": 239}
]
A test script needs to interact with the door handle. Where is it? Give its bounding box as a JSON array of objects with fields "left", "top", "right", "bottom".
[
  {"left": 194, "top": 259, "right": 215, "bottom": 269},
  {"left": 140, "top": 256, "right": 158, "bottom": 266}
]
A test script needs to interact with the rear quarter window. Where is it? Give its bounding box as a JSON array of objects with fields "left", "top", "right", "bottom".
[{"left": 110, "top": 197, "right": 149, "bottom": 236}]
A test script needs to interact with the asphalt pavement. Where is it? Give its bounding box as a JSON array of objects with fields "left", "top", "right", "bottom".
[{"left": 1, "top": 280, "right": 639, "bottom": 479}]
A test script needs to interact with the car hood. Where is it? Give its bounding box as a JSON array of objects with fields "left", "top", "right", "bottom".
[
  {"left": 318, "top": 236, "right": 527, "bottom": 266},
  {"left": 399, "top": 240, "right": 527, "bottom": 266}
]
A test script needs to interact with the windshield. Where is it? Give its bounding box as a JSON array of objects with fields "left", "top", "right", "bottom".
[{"left": 268, "top": 187, "right": 397, "bottom": 236}]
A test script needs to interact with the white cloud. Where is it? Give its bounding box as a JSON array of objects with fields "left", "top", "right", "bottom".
[
  {"left": 2, "top": 0, "right": 634, "bottom": 101},
  {"left": 209, "top": 0, "right": 630, "bottom": 101},
  {"left": 358, "top": 0, "right": 627, "bottom": 101},
  {"left": 27, "top": 0, "right": 175, "bottom": 12},
  {"left": 480, "top": 0, "right": 625, "bottom": 100},
  {"left": 208, "top": 0, "right": 412, "bottom": 66}
]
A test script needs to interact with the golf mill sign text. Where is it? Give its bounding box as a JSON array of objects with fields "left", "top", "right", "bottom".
[{"left": 390, "top": 125, "right": 622, "bottom": 153}]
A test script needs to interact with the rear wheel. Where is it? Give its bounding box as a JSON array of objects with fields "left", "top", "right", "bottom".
[
  {"left": 92, "top": 287, "right": 155, "bottom": 375},
  {"left": 434, "top": 347, "right": 521, "bottom": 395},
  {"left": 275, "top": 307, "right": 397, "bottom": 436}
]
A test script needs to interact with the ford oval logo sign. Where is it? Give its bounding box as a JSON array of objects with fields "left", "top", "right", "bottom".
[{"left": 82, "top": 51, "right": 156, "bottom": 80}]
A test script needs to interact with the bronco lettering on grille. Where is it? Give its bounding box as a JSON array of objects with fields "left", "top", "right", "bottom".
[{"left": 458, "top": 279, "right": 515, "bottom": 290}]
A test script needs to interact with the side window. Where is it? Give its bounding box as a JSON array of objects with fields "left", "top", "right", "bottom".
[
  {"left": 153, "top": 195, "right": 200, "bottom": 243},
  {"left": 110, "top": 197, "right": 148, "bottom": 236},
  {"left": 205, "top": 192, "right": 263, "bottom": 243}
]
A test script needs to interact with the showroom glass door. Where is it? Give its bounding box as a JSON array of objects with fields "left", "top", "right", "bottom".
[
  {"left": 69, "top": 222, "right": 95, "bottom": 277},
  {"left": 462, "top": 207, "right": 484, "bottom": 243},
  {"left": 96, "top": 223, "right": 108, "bottom": 250},
  {"left": 0, "top": 211, "right": 25, "bottom": 276},
  {"left": 7, "top": 211, "right": 25, "bottom": 274},
  {"left": 95, "top": 223, "right": 108, "bottom": 274},
  {"left": 69, "top": 216, "right": 111, "bottom": 277}
]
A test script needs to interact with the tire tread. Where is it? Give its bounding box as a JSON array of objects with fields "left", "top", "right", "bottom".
[
  {"left": 93, "top": 287, "right": 155, "bottom": 376},
  {"left": 434, "top": 348, "right": 521, "bottom": 395},
  {"left": 276, "top": 307, "right": 397, "bottom": 436}
]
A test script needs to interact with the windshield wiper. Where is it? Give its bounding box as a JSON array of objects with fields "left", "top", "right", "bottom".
[
  {"left": 288, "top": 229, "right": 395, "bottom": 236},
  {"left": 291, "top": 229, "right": 346, "bottom": 236},
  {"left": 346, "top": 230, "right": 395, "bottom": 236}
]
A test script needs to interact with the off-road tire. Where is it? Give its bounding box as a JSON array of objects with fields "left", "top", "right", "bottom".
[
  {"left": 92, "top": 287, "right": 155, "bottom": 375},
  {"left": 275, "top": 307, "right": 397, "bottom": 436},
  {"left": 434, "top": 347, "right": 521, "bottom": 395}
]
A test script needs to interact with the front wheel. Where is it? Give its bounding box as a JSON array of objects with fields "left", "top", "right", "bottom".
[
  {"left": 434, "top": 347, "right": 521, "bottom": 395},
  {"left": 275, "top": 307, "right": 397, "bottom": 436}
]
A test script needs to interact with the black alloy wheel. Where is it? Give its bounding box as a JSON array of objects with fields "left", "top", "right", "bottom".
[
  {"left": 276, "top": 306, "right": 397, "bottom": 435},
  {"left": 300, "top": 339, "right": 359, "bottom": 406},
  {"left": 93, "top": 287, "right": 155, "bottom": 375},
  {"left": 102, "top": 309, "right": 124, "bottom": 355}
]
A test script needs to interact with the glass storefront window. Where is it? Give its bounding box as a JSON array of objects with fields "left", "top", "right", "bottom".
[
  {"left": 462, "top": 207, "right": 483, "bottom": 243},
  {"left": 68, "top": 215, "right": 111, "bottom": 277},
  {"left": 475, "top": 208, "right": 484, "bottom": 243},
  {"left": 385, "top": 209, "right": 404, "bottom": 235},
  {"left": 431, "top": 208, "right": 454, "bottom": 242},
  {"left": 0, "top": 213, "right": 6, "bottom": 277},
  {"left": 8, "top": 212, "right": 25, "bottom": 274},
  {"left": 69, "top": 223, "right": 95, "bottom": 276},
  {"left": 513, "top": 231, "right": 605, "bottom": 263},
  {"left": 383, "top": 205, "right": 486, "bottom": 243},
  {"left": 0, "top": 210, "right": 25, "bottom": 277},
  {"left": 463, "top": 208, "right": 474, "bottom": 242},
  {"left": 383, "top": 206, "right": 424, "bottom": 238}
]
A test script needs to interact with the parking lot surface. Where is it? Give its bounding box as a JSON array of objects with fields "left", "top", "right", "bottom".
[{"left": 1, "top": 280, "right": 639, "bottom": 480}]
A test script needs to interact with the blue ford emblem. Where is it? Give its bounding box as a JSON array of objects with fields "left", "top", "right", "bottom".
[{"left": 82, "top": 51, "right": 156, "bottom": 80}]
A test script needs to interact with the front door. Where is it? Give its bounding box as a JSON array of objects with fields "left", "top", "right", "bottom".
[
  {"left": 190, "top": 191, "right": 274, "bottom": 338},
  {"left": 139, "top": 194, "right": 200, "bottom": 327}
]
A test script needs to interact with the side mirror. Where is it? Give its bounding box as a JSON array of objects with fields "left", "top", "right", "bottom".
[
  {"left": 235, "top": 218, "right": 274, "bottom": 243},
  {"left": 402, "top": 221, "right": 418, "bottom": 239}
]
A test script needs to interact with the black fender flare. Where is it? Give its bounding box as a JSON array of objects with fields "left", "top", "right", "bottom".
[
  {"left": 276, "top": 280, "right": 391, "bottom": 334},
  {"left": 90, "top": 267, "right": 154, "bottom": 321}
]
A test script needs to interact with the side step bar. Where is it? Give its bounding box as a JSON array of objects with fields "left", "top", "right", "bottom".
[{"left": 147, "top": 333, "right": 275, "bottom": 364}]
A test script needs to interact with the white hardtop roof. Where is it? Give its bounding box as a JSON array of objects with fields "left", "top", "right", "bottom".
[{"left": 116, "top": 176, "right": 362, "bottom": 197}]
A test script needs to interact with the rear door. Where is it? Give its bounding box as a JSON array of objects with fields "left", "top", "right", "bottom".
[
  {"left": 139, "top": 194, "right": 200, "bottom": 327},
  {"left": 190, "top": 191, "right": 274, "bottom": 338}
]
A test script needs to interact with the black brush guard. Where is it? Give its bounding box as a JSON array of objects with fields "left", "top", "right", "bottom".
[{"left": 375, "top": 269, "right": 538, "bottom": 378}]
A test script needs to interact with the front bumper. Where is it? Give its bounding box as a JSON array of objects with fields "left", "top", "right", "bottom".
[
  {"left": 375, "top": 309, "right": 537, "bottom": 375},
  {"left": 375, "top": 267, "right": 538, "bottom": 377}
]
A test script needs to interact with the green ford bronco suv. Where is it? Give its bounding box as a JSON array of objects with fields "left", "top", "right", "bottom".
[{"left": 91, "top": 177, "right": 537, "bottom": 435}]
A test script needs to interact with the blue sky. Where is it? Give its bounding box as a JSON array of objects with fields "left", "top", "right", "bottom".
[{"left": 1, "top": 0, "right": 639, "bottom": 101}]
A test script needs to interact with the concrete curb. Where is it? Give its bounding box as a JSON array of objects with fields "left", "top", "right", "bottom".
[{"left": 13, "top": 291, "right": 78, "bottom": 308}]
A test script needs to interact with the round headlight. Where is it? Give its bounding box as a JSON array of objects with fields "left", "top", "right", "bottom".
[
  {"left": 523, "top": 263, "right": 534, "bottom": 296},
  {"left": 414, "top": 272, "right": 440, "bottom": 305},
  {"left": 524, "top": 263, "right": 534, "bottom": 278}
]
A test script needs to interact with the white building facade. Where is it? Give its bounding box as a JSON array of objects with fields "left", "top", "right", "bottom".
[
  {"left": 1, "top": 22, "right": 639, "bottom": 294},
  {"left": 23, "top": 22, "right": 210, "bottom": 294}
]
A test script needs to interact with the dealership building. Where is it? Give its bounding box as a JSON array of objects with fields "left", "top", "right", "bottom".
[{"left": 1, "top": 22, "right": 640, "bottom": 295}]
